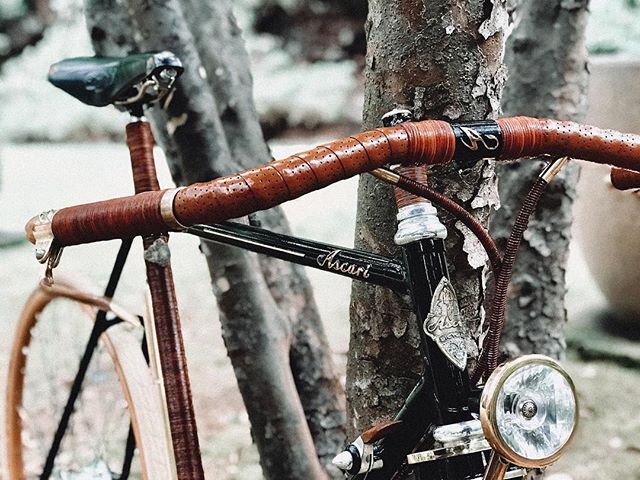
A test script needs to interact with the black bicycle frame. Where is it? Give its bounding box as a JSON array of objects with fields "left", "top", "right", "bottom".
[
  {"left": 188, "top": 221, "right": 488, "bottom": 480},
  {"left": 188, "top": 222, "right": 408, "bottom": 294},
  {"left": 45, "top": 220, "right": 487, "bottom": 479},
  {"left": 394, "top": 239, "right": 485, "bottom": 480},
  {"left": 41, "top": 240, "right": 137, "bottom": 479}
]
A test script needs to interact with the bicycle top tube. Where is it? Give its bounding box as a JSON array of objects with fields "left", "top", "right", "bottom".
[{"left": 27, "top": 116, "right": 640, "bottom": 248}]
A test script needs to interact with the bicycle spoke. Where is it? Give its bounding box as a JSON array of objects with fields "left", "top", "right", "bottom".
[{"left": 40, "top": 317, "right": 113, "bottom": 478}]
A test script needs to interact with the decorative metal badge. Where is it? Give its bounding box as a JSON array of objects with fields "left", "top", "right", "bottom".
[{"left": 423, "top": 277, "right": 467, "bottom": 370}]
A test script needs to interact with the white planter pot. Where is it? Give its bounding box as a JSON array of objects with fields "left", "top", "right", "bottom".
[{"left": 573, "top": 55, "right": 640, "bottom": 323}]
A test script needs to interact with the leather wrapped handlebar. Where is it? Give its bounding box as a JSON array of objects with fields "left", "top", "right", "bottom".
[
  {"left": 46, "top": 117, "right": 640, "bottom": 247},
  {"left": 52, "top": 190, "right": 167, "bottom": 245},
  {"left": 610, "top": 167, "right": 640, "bottom": 191}
]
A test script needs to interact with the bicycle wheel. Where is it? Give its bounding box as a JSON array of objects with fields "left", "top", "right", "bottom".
[{"left": 6, "top": 280, "right": 175, "bottom": 479}]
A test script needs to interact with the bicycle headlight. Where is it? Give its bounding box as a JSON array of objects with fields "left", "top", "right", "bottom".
[{"left": 480, "top": 354, "right": 578, "bottom": 469}]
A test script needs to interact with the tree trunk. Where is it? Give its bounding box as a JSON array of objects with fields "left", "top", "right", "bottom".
[
  {"left": 0, "top": 0, "right": 53, "bottom": 247},
  {"left": 348, "top": 0, "right": 508, "bottom": 437},
  {"left": 84, "top": 1, "right": 345, "bottom": 478},
  {"left": 0, "top": 0, "right": 53, "bottom": 65},
  {"left": 494, "top": 0, "right": 590, "bottom": 361},
  {"left": 252, "top": 0, "right": 367, "bottom": 62}
]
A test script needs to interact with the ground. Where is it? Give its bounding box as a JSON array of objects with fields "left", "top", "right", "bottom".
[{"left": 0, "top": 141, "right": 639, "bottom": 479}]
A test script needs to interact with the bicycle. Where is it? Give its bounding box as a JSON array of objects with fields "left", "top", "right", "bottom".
[{"left": 7, "top": 51, "right": 640, "bottom": 480}]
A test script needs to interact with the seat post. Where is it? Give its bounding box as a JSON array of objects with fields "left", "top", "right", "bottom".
[
  {"left": 125, "top": 118, "right": 205, "bottom": 480},
  {"left": 126, "top": 118, "right": 160, "bottom": 194}
]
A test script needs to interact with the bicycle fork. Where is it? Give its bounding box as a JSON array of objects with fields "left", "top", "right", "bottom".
[{"left": 333, "top": 110, "right": 495, "bottom": 480}]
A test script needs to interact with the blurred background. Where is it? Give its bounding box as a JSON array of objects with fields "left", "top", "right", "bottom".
[{"left": 1, "top": 0, "right": 639, "bottom": 478}]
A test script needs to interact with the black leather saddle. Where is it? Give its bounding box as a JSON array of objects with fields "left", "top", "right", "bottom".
[{"left": 47, "top": 51, "right": 183, "bottom": 107}]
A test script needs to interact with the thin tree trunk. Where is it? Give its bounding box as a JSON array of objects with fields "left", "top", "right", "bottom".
[
  {"left": 348, "top": 0, "right": 508, "bottom": 437},
  {"left": 0, "top": 0, "right": 53, "bottom": 65},
  {"left": 251, "top": 0, "right": 367, "bottom": 62},
  {"left": 180, "top": 3, "right": 346, "bottom": 464},
  {"left": 0, "top": 0, "right": 53, "bottom": 246},
  {"left": 495, "top": 5, "right": 589, "bottom": 477},
  {"left": 84, "top": 0, "right": 344, "bottom": 477},
  {"left": 494, "top": 0, "right": 590, "bottom": 360}
]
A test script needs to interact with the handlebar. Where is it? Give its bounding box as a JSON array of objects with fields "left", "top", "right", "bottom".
[
  {"left": 30, "top": 116, "right": 640, "bottom": 247},
  {"left": 610, "top": 167, "right": 640, "bottom": 191}
]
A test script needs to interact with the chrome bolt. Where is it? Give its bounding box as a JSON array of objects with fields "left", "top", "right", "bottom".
[
  {"left": 159, "top": 68, "right": 178, "bottom": 80},
  {"left": 520, "top": 400, "right": 538, "bottom": 419},
  {"left": 382, "top": 108, "right": 413, "bottom": 127}
]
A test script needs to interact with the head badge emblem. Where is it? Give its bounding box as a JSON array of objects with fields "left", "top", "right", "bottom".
[{"left": 423, "top": 277, "right": 467, "bottom": 370}]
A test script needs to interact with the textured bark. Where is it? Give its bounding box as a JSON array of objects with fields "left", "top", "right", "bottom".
[
  {"left": 348, "top": 0, "right": 507, "bottom": 437},
  {"left": 0, "top": 0, "right": 52, "bottom": 208},
  {"left": 252, "top": 0, "right": 367, "bottom": 62},
  {"left": 180, "top": 3, "right": 346, "bottom": 467},
  {"left": 0, "top": 0, "right": 53, "bottom": 66},
  {"left": 84, "top": 1, "right": 344, "bottom": 478},
  {"left": 494, "top": 0, "right": 590, "bottom": 361}
]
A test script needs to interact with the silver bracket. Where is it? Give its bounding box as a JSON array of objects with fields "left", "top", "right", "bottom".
[
  {"left": 28, "top": 209, "right": 63, "bottom": 284},
  {"left": 407, "top": 437, "right": 491, "bottom": 464},
  {"left": 407, "top": 419, "right": 489, "bottom": 465},
  {"left": 31, "top": 210, "right": 62, "bottom": 265}
]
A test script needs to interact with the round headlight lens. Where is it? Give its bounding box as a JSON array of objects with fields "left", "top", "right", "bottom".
[{"left": 481, "top": 355, "right": 578, "bottom": 468}]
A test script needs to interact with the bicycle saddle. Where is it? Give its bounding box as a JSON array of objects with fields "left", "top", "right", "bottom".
[{"left": 47, "top": 51, "right": 183, "bottom": 107}]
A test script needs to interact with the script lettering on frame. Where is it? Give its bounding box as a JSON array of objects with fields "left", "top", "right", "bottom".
[
  {"left": 423, "top": 277, "right": 467, "bottom": 370},
  {"left": 316, "top": 250, "right": 372, "bottom": 279}
]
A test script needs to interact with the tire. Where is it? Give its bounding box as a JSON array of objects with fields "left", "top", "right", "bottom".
[{"left": 5, "top": 280, "right": 175, "bottom": 479}]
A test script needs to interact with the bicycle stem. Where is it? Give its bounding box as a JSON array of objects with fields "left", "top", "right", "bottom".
[
  {"left": 370, "top": 168, "right": 502, "bottom": 275},
  {"left": 358, "top": 110, "right": 485, "bottom": 479}
]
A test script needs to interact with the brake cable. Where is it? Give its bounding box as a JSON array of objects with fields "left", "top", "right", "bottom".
[{"left": 372, "top": 157, "right": 569, "bottom": 384}]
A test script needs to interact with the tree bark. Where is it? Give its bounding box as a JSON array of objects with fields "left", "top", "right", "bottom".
[
  {"left": 0, "top": 0, "right": 53, "bottom": 65},
  {"left": 84, "top": 1, "right": 344, "bottom": 478},
  {"left": 0, "top": 0, "right": 53, "bottom": 246},
  {"left": 252, "top": 0, "right": 367, "bottom": 62},
  {"left": 494, "top": 0, "right": 590, "bottom": 361},
  {"left": 348, "top": 0, "right": 508, "bottom": 437}
]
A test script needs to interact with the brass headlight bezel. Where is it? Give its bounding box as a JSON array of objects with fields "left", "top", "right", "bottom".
[{"left": 480, "top": 354, "right": 579, "bottom": 469}]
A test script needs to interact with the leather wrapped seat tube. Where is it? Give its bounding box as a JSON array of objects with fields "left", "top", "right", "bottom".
[
  {"left": 39, "top": 117, "right": 640, "bottom": 248},
  {"left": 127, "top": 120, "right": 206, "bottom": 480}
]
